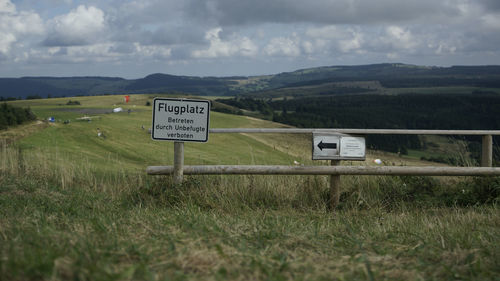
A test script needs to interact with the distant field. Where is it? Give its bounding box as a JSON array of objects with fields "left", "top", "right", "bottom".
[
  {"left": 1, "top": 94, "right": 499, "bottom": 280},
  {"left": 5, "top": 94, "right": 445, "bottom": 170},
  {"left": 8, "top": 95, "right": 307, "bottom": 173}
]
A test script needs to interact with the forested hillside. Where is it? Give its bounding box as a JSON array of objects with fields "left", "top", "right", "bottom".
[
  {"left": 216, "top": 93, "right": 500, "bottom": 161},
  {"left": 2, "top": 64, "right": 500, "bottom": 99}
]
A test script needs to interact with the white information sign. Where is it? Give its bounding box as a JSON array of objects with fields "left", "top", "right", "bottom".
[
  {"left": 313, "top": 133, "right": 365, "bottom": 160},
  {"left": 152, "top": 98, "right": 210, "bottom": 142},
  {"left": 340, "top": 137, "right": 366, "bottom": 159}
]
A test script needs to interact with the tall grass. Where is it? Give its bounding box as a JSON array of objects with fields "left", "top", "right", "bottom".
[
  {"left": 0, "top": 141, "right": 145, "bottom": 197},
  {"left": 1, "top": 142, "right": 500, "bottom": 280},
  {"left": 3, "top": 141, "right": 498, "bottom": 212}
]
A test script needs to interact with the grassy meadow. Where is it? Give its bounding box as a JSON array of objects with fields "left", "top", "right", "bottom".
[{"left": 1, "top": 95, "right": 499, "bottom": 280}]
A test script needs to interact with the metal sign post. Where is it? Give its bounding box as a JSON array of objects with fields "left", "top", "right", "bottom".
[{"left": 152, "top": 98, "right": 210, "bottom": 184}]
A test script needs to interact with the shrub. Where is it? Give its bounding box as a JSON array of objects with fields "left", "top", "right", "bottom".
[
  {"left": 0, "top": 103, "right": 36, "bottom": 130},
  {"left": 449, "top": 177, "right": 500, "bottom": 206}
]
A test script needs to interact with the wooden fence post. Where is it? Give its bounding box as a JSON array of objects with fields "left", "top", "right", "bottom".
[
  {"left": 330, "top": 160, "right": 341, "bottom": 209},
  {"left": 481, "top": 135, "right": 493, "bottom": 167},
  {"left": 173, "top": 142, "right": 184, "bottom": 184}
]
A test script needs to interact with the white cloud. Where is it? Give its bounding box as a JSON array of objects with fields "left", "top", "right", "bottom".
[
  {"left": 65, "top": 44, "right": 117, "bottom": 61},
  {"left": 481, "top": 14, "right": 500, "bottom": 30},
  {"left": 134, "top": 43, "right": 172, "bottom": 59},
  {"left": 0, "top": 33, "right": 16, "bottom": 54},
  {"left": 0, "top": 0, "right": 44, "bottom": 54},
  {"left": 306, "top": 25, "right": 343, "bottom": 40},
  {"left": 2, "top": 0, "right": 500, "bottom": 77},
  {"left": 435, "top": 43, "right": 457, "bottom": 55},
  {"left": 20, "top": 41, "right": 173, "bottom": 66},
  {"left": 18, "top": 43, "right": 119, "bottom": 64},
  {"left": 0, "top": 0, "right": 15, "bottom": 13},
  {"left": 386, "top": 52, "right": 399, "bottom": 59},
  {"left": 192, "top": 27, "right": 258, "bottom": 58},
  {"left": 339, "top": 30, "right": 364, "bottom": 53},
  {"left": 44, "top": 5, "right": 106, "bottom": 46},
  {"left": 383, "top": 26, "right": 418, "bottom": 51},
  {"left": 264, "top": 36, "right": 301, "bottom": 57},
  {"left": 305, "top": 25, "right": 364, "bottom": 54},
  {"left": 302, "top": 41, "right": 314, "bottom": 54}
]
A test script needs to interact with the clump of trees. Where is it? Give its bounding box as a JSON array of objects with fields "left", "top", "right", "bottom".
[
  {"left": 0, "top": 103, "right": 37, "bottom": 130},
  {"left": 0, "top": 97, "right": 17, "bottom": 101}
]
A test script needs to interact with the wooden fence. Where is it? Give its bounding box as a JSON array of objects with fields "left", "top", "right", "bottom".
[{"left": 147, "top": 128, "right": 500, "bottom": 208}]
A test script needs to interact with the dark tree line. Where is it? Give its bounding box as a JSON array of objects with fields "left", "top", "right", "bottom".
[
  {"left": 0, "top": 103, "right": 37, "bottom": 130},
  {"left": 269, "top": 94, "right": 500, "bottom": 130},
  {"left": 217, "top": 94, "right": 500, "bottom": 156},
  {"left": 217, "top": 97, "right": 274, "bottom": 116},
  {"left": 379, "top": 77, "right": 500, "bottom": 88}
]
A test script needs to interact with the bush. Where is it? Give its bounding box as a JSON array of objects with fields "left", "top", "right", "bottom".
[
  {"left": 339, "top": 175, "right": 500, "bottom": 210},
  {"left": 449, "top": 177, "right": 500, "bottom": 206},
  {"left": 0, "top": 103, "right": 37, "bottom": 130}
]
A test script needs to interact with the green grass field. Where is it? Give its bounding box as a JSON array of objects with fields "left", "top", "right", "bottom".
[
  {"left": 9, "top": 95, "right": 306, "bottom": 171},
  {"left": 1, "top": 95, "right": 499, "bottom": 280}
]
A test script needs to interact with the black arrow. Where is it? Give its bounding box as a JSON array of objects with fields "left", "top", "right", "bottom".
[{"left": 318, "top": 141, "right": 337, "bottom": 151}]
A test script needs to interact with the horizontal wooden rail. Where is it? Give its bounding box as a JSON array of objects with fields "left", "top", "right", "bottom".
[
  {"left": 145, "top": 97, "right": 498, "bottom": 212},
  {"left": 147, "top": 165, "right": 500, "bottom": 176},
  {"left": 209, "top": 128, "right": 500, "bottom": 135},
  {"left": 152, "top": 128, "right": 498, "bottom": 209}
]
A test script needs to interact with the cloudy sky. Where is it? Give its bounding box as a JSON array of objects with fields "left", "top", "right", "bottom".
[{"left": 1, "top": 0, "right": 499, "bottom": 78}]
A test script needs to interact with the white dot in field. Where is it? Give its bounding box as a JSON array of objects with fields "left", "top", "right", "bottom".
[{"left": 374, "top": 159, "right": 382, "bottom": 165}]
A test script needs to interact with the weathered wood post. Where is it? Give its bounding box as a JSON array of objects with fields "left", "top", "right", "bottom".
[
  {"left": 173, "top": 141, "right": 184, "bottom": 184},
  {"left": 152, "top": 98, "right": 210, "bottom": 185},
  {"left": 313, "top": 133, "right": 364, "bottom": 210},
  {"left": 481, "top": 135, "right": 493, "bottom": 167},
  {"left": 330, "top": 160, "right": 341, "bottom": 209}
]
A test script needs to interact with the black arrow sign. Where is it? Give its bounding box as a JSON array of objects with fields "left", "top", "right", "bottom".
[{"left": 318, "top": 140, "right": 337, "bottom": 151}]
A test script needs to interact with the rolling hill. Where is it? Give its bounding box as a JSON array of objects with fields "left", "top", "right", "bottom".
[
  {"left": 5, "top": 94, "right": 434, "bottom": 174},
  {"left": 6, "top": 95, "right": 309, "bottom": 173},
  {"left": 2, "top": 63, "right": 500, "bottom": 99}
]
